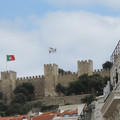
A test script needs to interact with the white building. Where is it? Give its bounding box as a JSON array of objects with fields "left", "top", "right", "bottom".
[{"left": 94, "top": 40, "right": 120, "bottom": 120}]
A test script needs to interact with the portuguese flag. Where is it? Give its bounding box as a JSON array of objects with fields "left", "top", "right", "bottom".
[{"left": 7, "top": 55, "right": 15, "bottom": 61}]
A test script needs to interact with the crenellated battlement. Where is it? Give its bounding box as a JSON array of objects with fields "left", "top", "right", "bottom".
[
  {"left": 93, "top": 68, "right": 110, "bottom": 77},
  {"left": 93, "top": 69, "right": 110, "bottom": 73},
  {"left": 59, "top": 72, "right": 77, "bottom": 76},
  {"left": 17, "top": 75, "right": 44, "bottom": 80},
  {"left": 0, "top": 59, "right": 111, "bottom": 103},
  {"left": 44, "top": 63, "right": 58, "bottom": 67},
  {"left": 93, "top": 69, "right": 103, "bottom": 73},
  {"left": 1, "top": 70, "right": 16, "bottom": 74},
  {"left": 78, "top": 60, "right": 93, "bottom": 64}
]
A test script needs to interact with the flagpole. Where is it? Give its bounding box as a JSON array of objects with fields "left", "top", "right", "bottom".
[
  {"left": 6, "top": 55, "right": 7, "bottom": 71},
  {"left": 49, "top": 52, "right": 50, "bottom": 63}
]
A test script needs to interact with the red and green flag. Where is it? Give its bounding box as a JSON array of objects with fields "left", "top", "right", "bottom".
[{"left": 7, "top": 55, "right": 15, "bottom": 61}]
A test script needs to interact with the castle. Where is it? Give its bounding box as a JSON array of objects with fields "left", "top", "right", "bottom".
[{"left": 0, "top": 60, "right": 110, "bottom": 103}]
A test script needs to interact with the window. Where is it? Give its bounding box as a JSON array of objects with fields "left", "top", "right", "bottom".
[
  {"left": 72, "top": 113, "right": 78, "bottom": 117},
  {"left": 64, "top": 114, "right": 70, "bottom": 117}
]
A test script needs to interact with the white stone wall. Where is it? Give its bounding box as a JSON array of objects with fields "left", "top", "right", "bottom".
[{"left": 94, "top": 96, "right": 104, "bottom": 120}]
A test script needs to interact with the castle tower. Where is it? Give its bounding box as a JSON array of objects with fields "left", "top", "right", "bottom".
[
  {"left": 0, "top": 71, "right": 17, "bottom": 103},
  {"left": 77, "top": 60, "right": 93, "bottom": 77},
  {"left": 44, "top": 64, "right": 58, "bottom": 97}
]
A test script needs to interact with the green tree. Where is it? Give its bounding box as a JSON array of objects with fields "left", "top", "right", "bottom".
[
  {"left": 0, "top": 92, "right": 3, "bottom": 100},
  {"left": 58, "top": 68, "right": 65, "bottom": 74},
  {"left": 6, "top": 103, "right": 21, "bottom": 116},
  {"left": 14, "top": 82, "right": 35, "bottom": 101},
  {"left": 55, "top": 83, "right": 66, "bottom": 96},
  {"left": 22, "top": 83, "right": 34, "bottom": 94},
  {"left": 0, "top": 102, "right": 7, "bottom": 116},
  {"left": 62, "top": 74, "right": 108, "bottom": 96},
  {"left": 11, "top": 93, "right": 27, "bottom": 105},
  {"left": 88, "top": 74, "right": 105, "bottom": 95},
  {"left": 102, "top": 61, "right": 113, "bottom": 69},
  {"left": 58, "top": 68, "right": 72, "bottom": 75},
  {"left": 14, "top": 85, "right": 28, "bottom": 96},
  {"left": 81, "top": 95, "right": 95, "bottom": 105}
]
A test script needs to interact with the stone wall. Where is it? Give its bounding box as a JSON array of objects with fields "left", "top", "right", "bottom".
[
  {"left": 0, "top": 71, "right": 16, "bottom": 103},
  {"left": 78, "top": 60, "right": 93, "bottom": 77},
  {"left": 16, "top": 75, "right": 44, "bottom": 99},
  {"left": 44, "top": 64, "right": 58, "bottom": 97},
  {"left": 58, "top": 73, "right": 78, "bottom": 87},
  {"left": 93, "top": 69, "right": 110, "bottom": 77},
  {"left": 40, "top": 94, "right": 90, "bottom": 106}
]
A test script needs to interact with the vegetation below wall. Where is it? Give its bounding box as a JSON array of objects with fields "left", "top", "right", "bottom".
[
  {"left": 0, "top": 82, "right": 35, "bottom": 116},
  {"left": 0, "top": 100, "right": 56, "bottom": 117},
  {"left": 0, "top": 82, "right": 58, "bottom": 117},
  {"left": 55, "top": 74, "right": 110, "bottom": 96}
]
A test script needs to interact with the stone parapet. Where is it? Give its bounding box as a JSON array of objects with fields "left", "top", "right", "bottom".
[{"left": 33, "top": 94, "right": 90, "bottom": 106}]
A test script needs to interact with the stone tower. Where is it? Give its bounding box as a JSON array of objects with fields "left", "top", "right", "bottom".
[
  {"left": 0, "top": 71, "right": 16, "bottom": 103},
  {"left": 77, "top": 60, "right": 93, "bottom": 77},
  {"left": 44, "top": 64, "right": 58, "bottom": 97}
]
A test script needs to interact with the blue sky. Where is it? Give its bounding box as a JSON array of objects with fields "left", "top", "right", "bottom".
[
  {"left": 1, "top": 0, "right": 120, "bottom": 19},
  {"left": 0, "top": 0, "right": 120, "bottom": 77}
]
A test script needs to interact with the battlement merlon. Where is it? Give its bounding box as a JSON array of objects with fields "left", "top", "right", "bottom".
[
  {"left": 17, "top": 75, "right": 44, "bottom": 80},
  {"left": 59, "top": 72, "right": 77, "bottom": 76},
  {"left": 1, "top": 70, "right": 17, "bottom": 80},
  {"left": 77, "top": 59, "right": 93, "bottom": 64}
]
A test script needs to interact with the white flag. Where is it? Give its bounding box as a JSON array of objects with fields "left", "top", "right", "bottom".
[{"left": 49, "top": 47, "right": 56, "bottom": 53}]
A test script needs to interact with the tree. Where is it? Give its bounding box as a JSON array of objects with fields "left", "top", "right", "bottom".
[
  {"left": 11, "top": 93, "right": 27, "bottom": 105},
  {"left": 58, "top": 68, "right": 72, "bottom": 75},
  {"left": 14, "top": 85, "right": 28, "bottom": 96},
  {"left": 14, "top": 82, "right": 35, "bottom": 101},
  {"left": 58, "top": 69, "right": 65, "bottom": 75},
  {"left": 88, "top": 74, "right": 105, "bottom": 95},
  {"left": 6, "top": 103, "right": 21, "bottom": 116},
  {"left": 22, "top": 83, "right": 34, "bottom": 94},
  {"left": 60, "top": 74, "right": 108, "bottom": 96},
  {"left": 0, "top": 92, "right": 3, "bottom": 100},
  {"left": 81, "top": 95, "right": 95, "bottom": 105},
  {"left": 55, "top": 83, "right": 66, "bottom": 96},
  {"left": 102, "top": 61, "right": 113, "bottom": 69},
  {"left": 0, "top": 102, "right": 7, "bottom": 116}
]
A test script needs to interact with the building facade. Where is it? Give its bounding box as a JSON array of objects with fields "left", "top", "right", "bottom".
[{"left": 94, "top": 40, "right": 120, "bottom": 120}]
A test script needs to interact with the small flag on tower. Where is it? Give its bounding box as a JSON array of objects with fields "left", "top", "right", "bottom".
[
  {"left": 7, "top": 55, "right": 15, "bottom": 61},
  {"left": 49, "top": 47, "right": 56, "bottom": 53}
]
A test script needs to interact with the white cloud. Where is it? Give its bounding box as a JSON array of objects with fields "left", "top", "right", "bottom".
[{"left": 0, "top": 11, "right": 120, "bottom": 77}]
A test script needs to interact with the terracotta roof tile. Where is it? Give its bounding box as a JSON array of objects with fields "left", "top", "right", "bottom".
[{"left": 0, "top": 115, "right": 28, "bottom": 120}]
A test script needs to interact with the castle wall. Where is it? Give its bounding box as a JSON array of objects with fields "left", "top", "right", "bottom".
[
  {"left": 16, "top": 75, "right": 44, "bottom": 99},
  {"left": 58, "top": 73, "right": 78, "bottom": 87},
  {"left": 93, "top": 69, "right": 110, "bottom": 77},
  {"left": 0, "top": 59, "right": 111, "bottom": 104},
  {"left": 0, "top": 71, "right": 16, "bottom": 103},
  {"left": 40, "top": 94, "right": 90, "bottom": 106},
  {"left": 78, "top": 60, "right": 93, "bottom": 77},
  {"left": 44, "top": 64, "right": 58, "bottom": 97}
]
